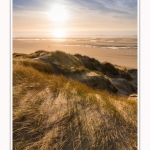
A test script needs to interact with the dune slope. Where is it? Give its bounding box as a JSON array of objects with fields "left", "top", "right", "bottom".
[
  {"left": 13, "top": 50, "right": 137, "bottom": 96},
  {"left": 13, "top": 50, "right": 137, "bottom": 150}
]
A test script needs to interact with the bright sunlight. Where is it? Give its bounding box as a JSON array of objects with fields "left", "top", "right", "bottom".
[
  {"left": 49, "top": 5, "right": 68, "bottom": 22},
  {"left": 52, "top": 29, "right": 67, "bottom": 38}
]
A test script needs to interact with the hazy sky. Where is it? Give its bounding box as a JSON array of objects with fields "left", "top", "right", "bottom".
[{"left": 13, "top": 0, "right": 137, "bottom": 37}]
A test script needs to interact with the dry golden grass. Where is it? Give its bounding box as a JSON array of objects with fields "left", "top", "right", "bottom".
[
  {"left": 13, "top": 53, "right": 137, "bottom": 150},
  {"left": 13, "top": 58, "right": 53, "bottom": 75}
]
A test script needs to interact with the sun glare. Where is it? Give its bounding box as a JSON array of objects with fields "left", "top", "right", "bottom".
[
  {"left": 49, "top": 5, "right": 68, "bottom": 22},
  {"left": 52, "top": 29, "right": 66, "bottom": 38}
]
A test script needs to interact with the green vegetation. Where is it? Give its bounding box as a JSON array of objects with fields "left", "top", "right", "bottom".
[{"left": 13, "top": 51, "right": 137, "bottom": 150}]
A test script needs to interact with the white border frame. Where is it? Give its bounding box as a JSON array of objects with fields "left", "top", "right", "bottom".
[{"left": 0, "top": 0, "right": 11, "bottom": 149}]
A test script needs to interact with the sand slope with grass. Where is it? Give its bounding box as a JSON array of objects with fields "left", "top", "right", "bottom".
[
  {"left": 13, "top": 50, "right": 137, "bottom": 150},
  {"left": 13, "top": 50, "right": 137, "bottom": 96}
]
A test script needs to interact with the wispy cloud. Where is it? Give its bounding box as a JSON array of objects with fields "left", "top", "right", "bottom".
[{"left": 70, "top": 0, "right": 137, "bottom": 19}]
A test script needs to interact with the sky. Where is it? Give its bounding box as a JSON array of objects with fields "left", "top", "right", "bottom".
[{"left": 13, "top": 0, "right": 137, "bottom": 37}]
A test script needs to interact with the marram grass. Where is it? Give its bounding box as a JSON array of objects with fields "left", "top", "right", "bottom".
[{"left": 13, "top": 52, "right": 137, "bottom": 150}]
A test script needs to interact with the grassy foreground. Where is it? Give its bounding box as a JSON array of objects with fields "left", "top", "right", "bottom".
[{"left": 13, "top": 51, "right": 137, "bottom": 150}]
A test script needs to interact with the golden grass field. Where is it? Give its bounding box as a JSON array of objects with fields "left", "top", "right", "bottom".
[{"left": 13, "top": 50, "right": 137, "bottom": 150}]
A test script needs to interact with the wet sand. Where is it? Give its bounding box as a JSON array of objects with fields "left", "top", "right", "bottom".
[{"left": 13, "top": 37, "right": 137, "bottom": 69}]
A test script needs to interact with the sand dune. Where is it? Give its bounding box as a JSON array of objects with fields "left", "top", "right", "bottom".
[
  {"left": 13, "top": 50, "right": 137, "bottom": 96},
  {"left": 13, "top": 50, "right": 137, "bottom": 149}
]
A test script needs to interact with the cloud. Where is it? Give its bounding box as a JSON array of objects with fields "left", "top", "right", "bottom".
[
  {"left": 70, "top": 0, "right": 137, "bottom": 19},
  {"left": 13, "top": 0, "right": 137, "bottom": 18}
]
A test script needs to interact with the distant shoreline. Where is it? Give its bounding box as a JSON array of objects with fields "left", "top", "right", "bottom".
[{"left": 13, "top": 35, "right": 137, "bottom": 39}]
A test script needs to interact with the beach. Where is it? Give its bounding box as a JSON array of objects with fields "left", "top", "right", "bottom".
[{"left": 13, "top": 36, "right": 137, "bottom": 69}]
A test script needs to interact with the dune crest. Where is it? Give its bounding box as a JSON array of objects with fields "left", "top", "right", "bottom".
[{"left": 14, "top": 50, "right": 137, "bottom": 96}]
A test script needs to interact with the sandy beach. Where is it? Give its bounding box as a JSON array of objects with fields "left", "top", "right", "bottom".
[{"left": 13, "top": 37, "right": 137, "bottom": 69}]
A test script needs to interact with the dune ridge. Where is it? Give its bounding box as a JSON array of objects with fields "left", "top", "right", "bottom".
[{"left": 13, "top": 50, "right": 137, "bottom": 96}]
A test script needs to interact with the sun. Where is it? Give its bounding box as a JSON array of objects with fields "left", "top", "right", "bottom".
[
  {"left": 52, "top": 29, "right": 66, "bottom": 38},
  {"left": 49, "top": 5, "right": 68, "bottom": 22}
]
